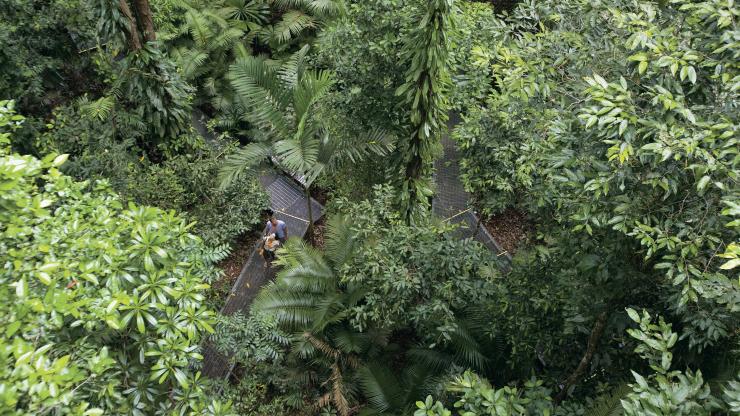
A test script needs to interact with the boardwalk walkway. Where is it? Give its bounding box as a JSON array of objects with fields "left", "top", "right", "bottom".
[
  {"left": 193, "top": 114, "right": 324, "bottom": 380},
  {"left": 199, "top": 110, "right": 504, "bottom": 379},
  {"left": 433, "top": 113, "right": 512, "bottom": 264},
  {"left": 201, "top": 170, "right": 324, "bottom": 379}
]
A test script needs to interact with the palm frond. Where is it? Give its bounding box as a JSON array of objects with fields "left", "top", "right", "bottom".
[
  {"left": 273, "top": 135, "right": 320, "bottom": 177},
  {"left": 254, "top": 282, "right": 318, "bottom": 327},
  {"left": 586, "top": 384, "right": 630, "bottom": 416},
  {"left": 185, "top": 10, "right": 214, "bottom": 46},
  {"left": 272, "top": 10, "right": 316, "bottom": 44},
  {"left": 178, "top": 49, "right": 210, "bottom": 80},
  {"left": 304, "top": 332, "right": 341, "bottom": 360},
  {"left": 211, "top": 27, "right": 245, "bottom": 49},
  {"left": 324, "top": 127, "right": 395, "bottom": 169},
  {"left": 294, "top": 69, "right": 334, "bottom": 121},
  {"left": 407, "top": 347, "right": 454, "bottom": 374},
  {"left": 223, "top": 0, "right": 270, "bottom": 22},
  {"left": 217, "top": 142, "right": 271, "bottom": 189},
  {"left": 278, "top": 44, "right": 310, "bottom": 86},
  {"left": 201, "top": 8, "right": 231, "bottom": 29},
  {"left": 324, "top": 214, "right": 358, "bottom": 268},
  {"left": 270, "top": 0, "right": 309, "bottom": 11},
  {"left": 449, "top": 321, "right": 490, "bottom": 372},
  {"left": 330, "top": 362, "right": 352, "bottom": 416},
  {"left": 356, "top": 364, "right": 404, "bottom": 413},
  {"left": 228, "top": 56, "right": 293, "bottom": 138},
  {"left": 306, "top": 0, "right": 345, "bottom": 17}
]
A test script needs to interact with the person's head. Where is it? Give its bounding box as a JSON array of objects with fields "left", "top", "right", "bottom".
[{"left": 270, "top": 216, "right": 278, "bottom": 227}]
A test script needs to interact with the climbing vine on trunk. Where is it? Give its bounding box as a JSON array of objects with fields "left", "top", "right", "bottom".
[{"left": 394, "top": 0, "right": 453, "bottom": 224}]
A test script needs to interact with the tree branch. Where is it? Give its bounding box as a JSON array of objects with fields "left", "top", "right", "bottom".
[{"left": 554, "top": 311, "right": 609, "bottom": 404}]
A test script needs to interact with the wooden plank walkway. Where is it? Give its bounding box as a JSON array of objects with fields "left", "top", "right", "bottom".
[{"left": 433, "top": 113, "right": 512, "bottom": 265}]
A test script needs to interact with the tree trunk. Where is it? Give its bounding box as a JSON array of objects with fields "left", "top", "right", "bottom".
[
  {"left": 119, "top": 0, "right": 141, "bottom": 51},
  {"left": 305, "top": 186, "right": 314, "bottom": 242},
  {"left": 554, "top": 311, "right": 609, "bottom": 404},
  {"left": 132, "top": 0, "right": 156, "bottom": 43}
]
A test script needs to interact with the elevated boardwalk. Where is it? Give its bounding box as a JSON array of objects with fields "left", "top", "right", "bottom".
[
  {"left": 192, "top": 110, "right": 324, "bottom": 380},
  {"left": 433, "top": 113, "right": 512, "bottom": 265},
  {"left": 201, "top": 170, "right": 323, "bottom": 379}
]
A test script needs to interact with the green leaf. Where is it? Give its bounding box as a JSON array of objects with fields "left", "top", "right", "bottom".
[
  {"left": 697, "top": 175, "right": 710, "bottom": 192},
  {"left": 638, "top": 61, "right": 648, "bottom": 74},
  {"left": 720, "top": 258, "right": 740, "bottom": 270},
  {"left": 627, "top": 308, "right": 640, "bottom": 323},
  {"left": 52, "top": 154, "right": 69, "bottom": 167},
  {"left": 687, "top": 66, "right": 696, "bottom": 84}
]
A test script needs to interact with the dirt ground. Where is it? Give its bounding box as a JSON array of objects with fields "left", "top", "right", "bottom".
[{"left": 483, "top": 208, "right": 532, "bottom": 255}]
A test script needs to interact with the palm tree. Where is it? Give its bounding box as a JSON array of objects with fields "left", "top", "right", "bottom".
[
  {"left": 218, "top": 46, "right": 393, "bottom": 238},
  {"left": 252, "top": 214, "right": 498, "bottom": 415},
  {"left": 253, "top": 215, "right": 388, "bottom": 415},
  {"left": 165, "top": 0, "right": 344, "bottom": 126}
]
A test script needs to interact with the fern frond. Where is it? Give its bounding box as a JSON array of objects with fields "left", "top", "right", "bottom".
[
  {"left": 201, "top": 243, "right": 233, "bottom": 264},
  {"left": 79, "top": 96, "right": 116, "bottom": 121}
]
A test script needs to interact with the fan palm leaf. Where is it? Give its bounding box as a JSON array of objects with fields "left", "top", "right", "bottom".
[{"left": 224, "top": 0, "right": 270, "bottom": 22}]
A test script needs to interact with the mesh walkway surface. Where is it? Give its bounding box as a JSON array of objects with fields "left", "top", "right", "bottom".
[
  {"left": 201, "top": 170, "right": 323, "bottom": 379},
  {"left": 191, "top": 112, "right": 324, "bottom": 380},
  {"left": 433, "top": 113, "right": 512, "bottom": 264}
]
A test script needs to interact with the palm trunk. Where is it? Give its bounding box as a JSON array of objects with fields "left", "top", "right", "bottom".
[{"left": 305, "top": 186, "right": 314, "bottom": 242}]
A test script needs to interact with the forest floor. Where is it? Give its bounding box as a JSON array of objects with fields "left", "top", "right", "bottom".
[
  {"left": 483, "top": 208, "right": 532, "bottom": 255},
  {"left": 310, "top": 216, "right": 327, "bottom": 249}
]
